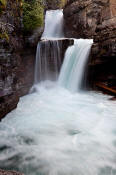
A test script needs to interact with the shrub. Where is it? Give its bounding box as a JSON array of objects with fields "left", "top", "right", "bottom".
[{"left": 23, "top": 0, "right": 44, "bottom": 33}]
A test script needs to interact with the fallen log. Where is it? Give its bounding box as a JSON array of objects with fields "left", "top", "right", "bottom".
[{"left": 95, "top": 83, "right": 116, "bottom": 96}]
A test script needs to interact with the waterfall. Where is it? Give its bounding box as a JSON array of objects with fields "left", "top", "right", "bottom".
[
  {"left": 58, "top": 39, "right": 93, "bottom": 92},
  {"left": 41, "top": 10, "right": 64, "bottom": 39},
  {"left": 34, "top": 40, "right": 61, "bottom": 84},
  {"left": 34, "top": 10, "right": 93, "bottom": 91},
  {"left": 34, "top": 10, "right": 64, "bottom": 84},
  {"left": 0, "top": 9, "right": 116, "bottom": 175}
]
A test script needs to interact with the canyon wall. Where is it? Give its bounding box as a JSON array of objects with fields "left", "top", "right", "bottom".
[
  {"left": 90, "top": 0, "right": 116, "bottom": 90},
  {"left": 64, "top": 0, "right": 116, "bottom": 92}
]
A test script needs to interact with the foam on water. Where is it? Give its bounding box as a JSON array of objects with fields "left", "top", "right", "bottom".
[{"left": 0, "top": 81, "right": 116, "bottom": 175}]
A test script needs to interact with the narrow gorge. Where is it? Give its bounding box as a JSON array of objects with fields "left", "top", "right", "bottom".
[{"left": 0, "top": 0, "right": 116, "bottom": 175}]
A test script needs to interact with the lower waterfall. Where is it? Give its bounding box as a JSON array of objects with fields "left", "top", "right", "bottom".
[
  {"left": 58, "top": 39, "right": 93, "bottom": 92},
  {"left": 34, "top": 39, "right": 93, "bottom": 92}
]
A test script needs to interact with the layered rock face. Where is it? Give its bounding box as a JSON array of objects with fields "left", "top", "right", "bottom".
[
  {"left": 0, "top": 0, "right": 35, "bottom": 120},
  {"left": 64, "top": 0, "right": 116, "bottom": 92}
]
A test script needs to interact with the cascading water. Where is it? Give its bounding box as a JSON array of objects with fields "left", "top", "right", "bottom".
[
  {"left": 34, "top": 10, "right": 64, "bottom": 84},
  {"left": 0, "top": 9, "right": 116, "bottom": 175},
  {"left": 58, "top": 39, "right": 93, "bottom": 92},
  {"left": 41, "top": 10, "right": 64, "bottom": 39},
  {"left": 34, "top": 40, "right": 61, "bottom": 83}
]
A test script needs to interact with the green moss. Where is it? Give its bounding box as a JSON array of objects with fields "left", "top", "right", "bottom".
[
  {"left": 0, "top": 32, "right": 9, "bottom": 42},
  {"left": 0, "top": 0, "right": 7, "bottom": 14},
  {"left": 23, "top": 0, "right": 44, "bottom": 33},
  {"left": 0, "top": 0, "right": 7, "bottom": 6}
]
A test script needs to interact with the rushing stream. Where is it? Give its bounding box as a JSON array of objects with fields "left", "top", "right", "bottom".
[
  {"left": 0, "top": 82, "right": 116, "bottom": 175},
  {"left": 0, "top": 9, "right": 116, "bottom": 175}
]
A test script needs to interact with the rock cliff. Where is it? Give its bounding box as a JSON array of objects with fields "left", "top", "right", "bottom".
[
  {"left": 64, "top": 0, "right": 116, "bottom": 93},
  {"left": 0, "top": 0, "right": 35, "bottom": 120}
]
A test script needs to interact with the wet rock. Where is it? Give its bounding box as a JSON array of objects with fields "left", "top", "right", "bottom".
[{"left": 0, "top": 169, "right": 24, "bottom": 175}]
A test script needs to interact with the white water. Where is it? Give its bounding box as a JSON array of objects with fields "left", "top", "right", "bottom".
[
  {"left": 0, "top": 9, "right": 116, "bottom": 175},
  {"left": 42, "top": 10, "right": 64, "bottom": 39},
  {"left": 58, "top": 39, "right": 93, "bottom": 92},
  {"left": 34, "top": 10, "right": 64, "bottom": 84},
  {"left": 0, "top": 82, "right": 116, "bottom": 175},
  {"left": 35, "top": 40, "right": 61, "bottom": 83}
]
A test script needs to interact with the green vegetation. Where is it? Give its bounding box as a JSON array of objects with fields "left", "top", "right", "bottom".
[
  {"left": 0, "top": 0, "right": 67, "bottom": 38},
  {"left": 0, "top": 0, "right": 7, "bottom": 6},
  {"left": 59, "top": 0, "right": 67, "bottom": 8},
  {"left": 23, "top": 0, "right": 44, "bottom": 33},
  {"left": 0, "top": 0, "right": 7, "bottom": 14},
  {"left": 0, "top": 31, "right": 9, "bottom": 42}
]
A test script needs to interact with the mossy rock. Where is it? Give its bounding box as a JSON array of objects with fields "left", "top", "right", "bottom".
[{"left": 45, "top": 0, "right": 67, "bottom": 9}]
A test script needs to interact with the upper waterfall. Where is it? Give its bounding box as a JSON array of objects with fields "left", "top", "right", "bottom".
[
  {"left": 41, "top": 10, "right": 64, "bottom": 39},
  {"left": 58, "top": 39, "right": 93, "bottom": 92}
]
